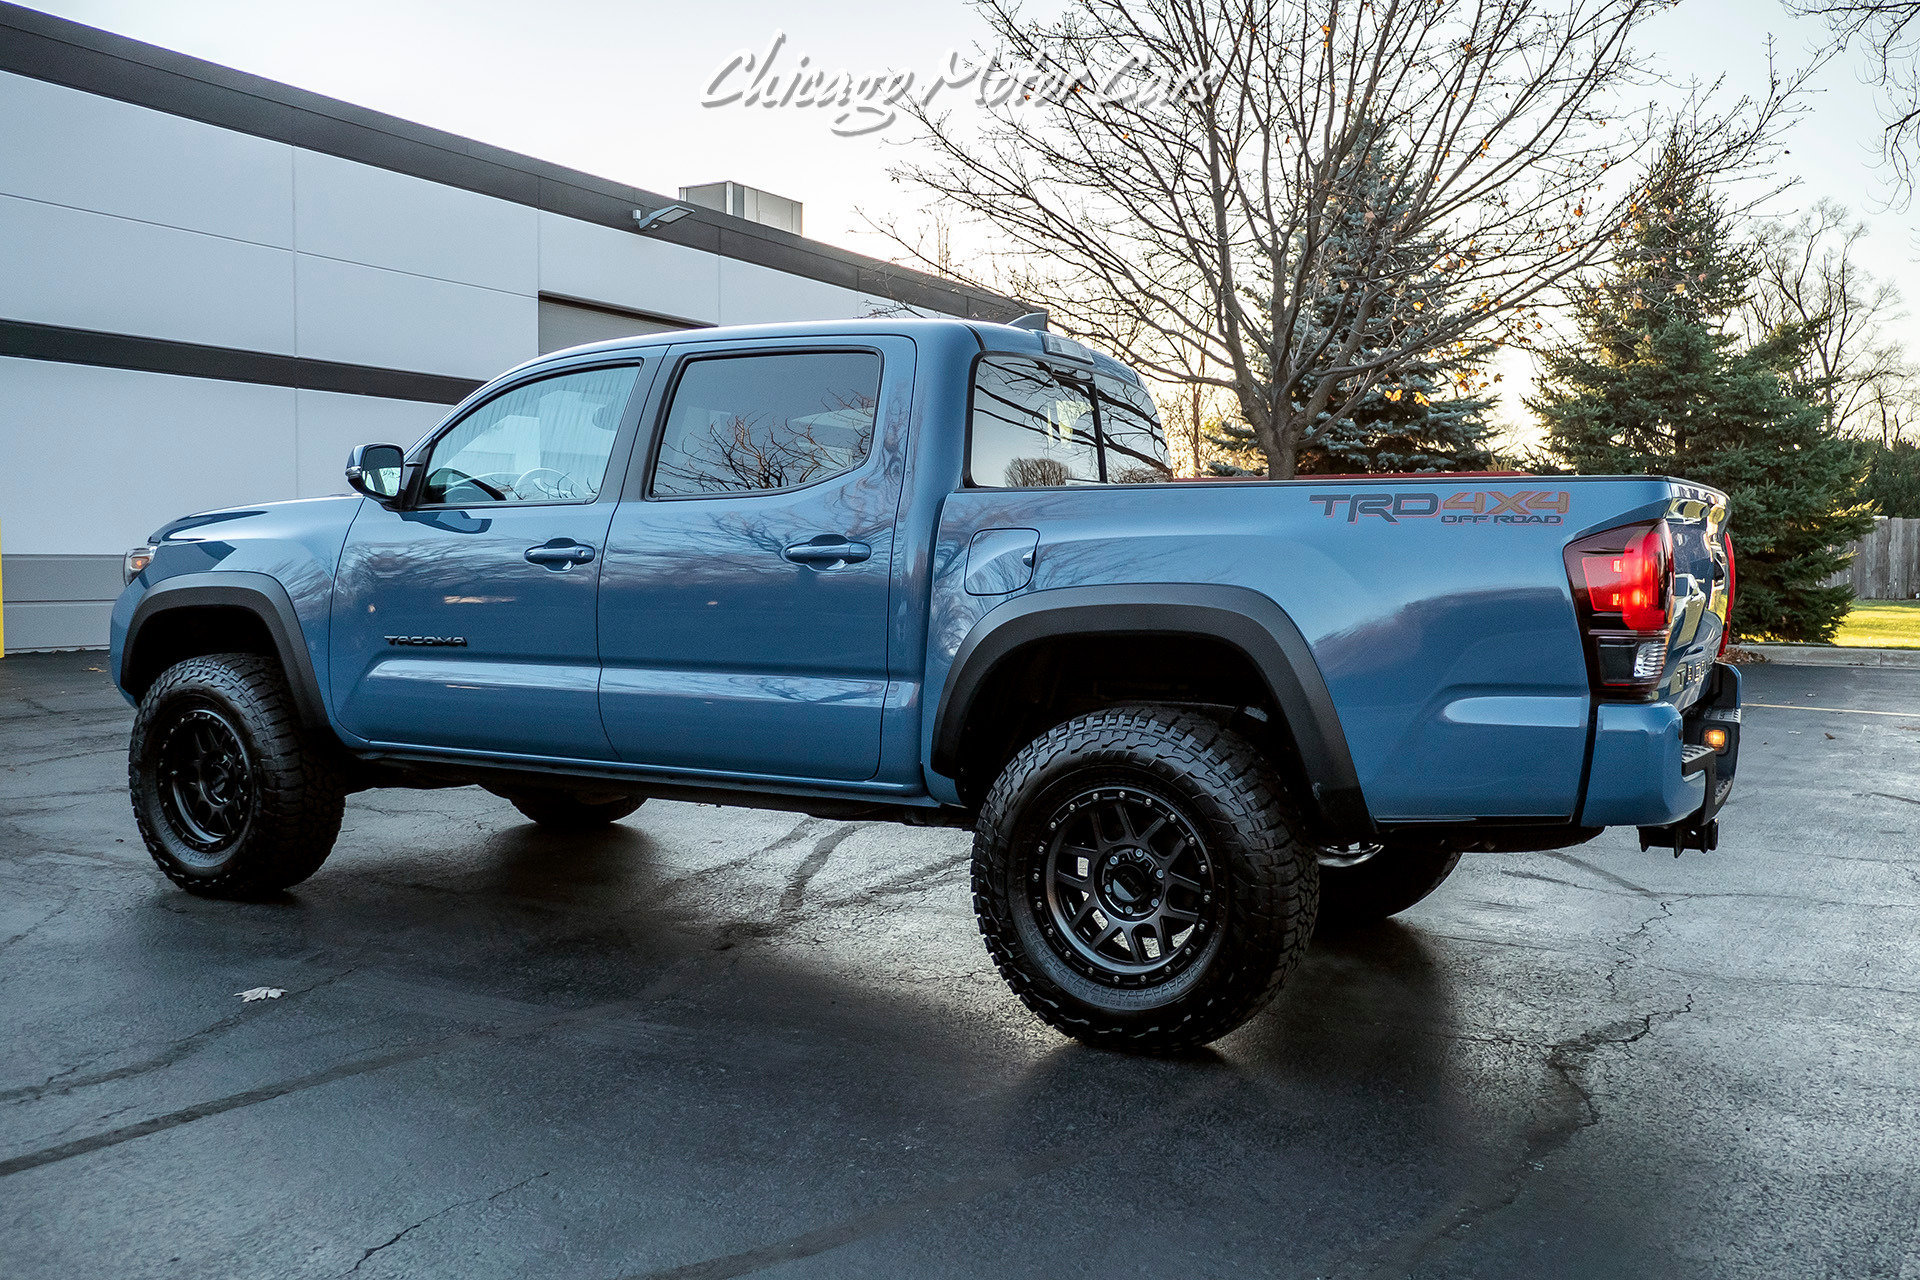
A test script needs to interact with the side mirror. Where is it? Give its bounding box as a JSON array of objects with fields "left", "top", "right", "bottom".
[{"left": 346, "top": 443, "right": 406, "bottom": 505}]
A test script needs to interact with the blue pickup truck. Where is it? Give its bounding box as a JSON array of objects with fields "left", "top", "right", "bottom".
[{"left": 110, "top": 317, "right": 1741, "bottom": 1050}]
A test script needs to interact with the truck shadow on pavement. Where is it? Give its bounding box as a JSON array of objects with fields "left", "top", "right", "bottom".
[{"left": 16, "top": 801, "right": 1675, "bottom": 1280}]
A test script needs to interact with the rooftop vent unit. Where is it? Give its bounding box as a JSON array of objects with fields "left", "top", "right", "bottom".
[{"left": 679, "top": 181, "right": 802, "bottom": 235}]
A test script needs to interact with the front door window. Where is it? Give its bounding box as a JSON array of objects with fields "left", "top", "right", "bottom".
[{"left": 421, "top": 366, "right": 635, "bottom": 505}]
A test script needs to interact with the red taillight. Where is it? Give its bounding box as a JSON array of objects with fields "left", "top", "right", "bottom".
[
  {"left": 1564, "top": 521, "right": 1674, "bottom": 699},
  {"left": 1576, "top": 523, "right": 1671, "bottom": 631}
]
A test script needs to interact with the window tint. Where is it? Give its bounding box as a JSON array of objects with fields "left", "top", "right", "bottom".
[
  {"left": 970, "top": 357, "right": 1100, "bottom": 487},
  {"left": 421, "top": 365, "right": 637, "bottom": 505},
  {"left": 652, "top": 352, "right": 881, "bottom": 496},
  {"left": 1096, "top": 372, "right": 1172, "bottom": 483}
]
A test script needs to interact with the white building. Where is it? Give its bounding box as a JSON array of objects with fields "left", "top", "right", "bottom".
[{"left": 0, "top": 3, "right": 1019, "bottom": 652}]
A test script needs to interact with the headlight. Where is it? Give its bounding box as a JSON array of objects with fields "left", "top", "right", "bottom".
[{"left": 124, "top": 545, "right": 156, "bottom": 583}]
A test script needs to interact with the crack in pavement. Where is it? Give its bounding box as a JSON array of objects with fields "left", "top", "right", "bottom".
[
  {"left": 711, "top": 823, "right": 868, "bottom": 947},
  {"left": 1545, "top": 851, "right": 1661, "bottom": 899},
  {"left": 1331, "top": 891, "right": 1698, "bottom": 1278},
  {"left": 0, "top": 889, "right": 80, "bottom": 958},
  {"left": 339, "top": 1170, "right": 550, "bottom": 1277},
  {"left": 777, "top": 823, "right": 862, "bottom": 917},
  {"left": 0, "top": 968, "right": 358, "bottom": 1106},
  {"left": 812, "top": 847, "right": 968, "bottom": 912},
  {"left": 1337, "top": 994, "right": 1698, "bottom": 1280},
  {"left": 711, "top": 835, "right": 969, "bottom": 951},
  {"left": 0, "top": 959, "right": 707, "bottom": 1178},
  {"left": 618, "top": 1066, "right": 1247, "bottom": 1280}
]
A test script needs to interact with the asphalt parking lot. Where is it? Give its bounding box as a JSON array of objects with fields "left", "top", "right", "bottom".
[{"left": 3, "top": 651, "right": 1918, "bottom": 1279}]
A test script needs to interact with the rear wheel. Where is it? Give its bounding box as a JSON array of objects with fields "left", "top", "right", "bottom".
[
  {"left": 130, "top": 653, "right": 345, "bottom": 896},
  {"left": 972, "top": 706, "right": 1318, "bottom": 1053},
  {"left": 1314, "top": 844, "right": 1460, "bottom": 934},
  {"left": 500, "top": 788, "right": 646, "bottom": 830}
]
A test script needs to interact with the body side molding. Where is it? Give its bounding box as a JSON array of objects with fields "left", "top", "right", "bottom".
[
  {"left": 930, "top": 583, "right": 1372, "bottom": 839},
  {"left": 122, "top": 573, "right": 331, "bottom": 735}
]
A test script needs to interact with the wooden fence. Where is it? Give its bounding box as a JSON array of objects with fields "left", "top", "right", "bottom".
[{"left": 1827, "top": 517, "right": 1920, "bottom": 600}]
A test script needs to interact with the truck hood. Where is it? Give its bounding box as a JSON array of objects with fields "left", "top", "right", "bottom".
[{"left": 150, "top": 495, "right": 363, "bottom": 544}]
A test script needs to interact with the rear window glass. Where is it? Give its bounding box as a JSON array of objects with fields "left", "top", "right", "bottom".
[
  {"left": 968, "top": 357, "right": 1172, "bottom": 487},
  {"left": 969, "top": 357, "right": 1101, "bottom": 487},
  {"left": 1095, "top": 373, "right": 1172, "bottom": 483}
]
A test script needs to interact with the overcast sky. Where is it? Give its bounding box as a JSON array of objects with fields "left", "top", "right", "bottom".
[{"left": 22, "top": 0, "right": 1920, "bottom": 442}]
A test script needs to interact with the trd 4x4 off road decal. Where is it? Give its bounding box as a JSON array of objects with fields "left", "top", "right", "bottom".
[{"left": 1309, "top": 490, "right": 1571, "bottom": 525}]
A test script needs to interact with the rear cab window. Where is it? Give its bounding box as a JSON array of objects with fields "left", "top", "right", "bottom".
[{"left": 968, "top": 355, "right": 1171, "bottom": 487}]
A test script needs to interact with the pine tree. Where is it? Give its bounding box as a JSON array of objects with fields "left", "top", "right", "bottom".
[
  {"left": 1532, "top": 141, "right": 1871, "bottom": 642},
  {"left": 1208, "top": 134, "right": 1497, "bottom": 475}
]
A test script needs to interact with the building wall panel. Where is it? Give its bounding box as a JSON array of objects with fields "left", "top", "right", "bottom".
[
  {"left": 293, "top": 253, "right": 535, "bottom": 380},
  {"left": 0, "top": 69, "right": 294, "bottom": 248},
  {"left": 0, "top": 193, "right": 297, "bottom": 353},
  {"left": 0, "top": 554, "right": 125, "bottom": 651},
  {"left": 537, "top": 212, "right": 719, "bottom": 325},
  {"left": 716, "top": 256, "right": 874, "bottom": 327},
  {"left": 0, "top": 356, "right": 296, "bottom": 556},
  {"left": 294, "top": 149, "right": 538, "bottom": 295},
  {"left": 294, "top": 388, "right": 448, "bottom": 498}
]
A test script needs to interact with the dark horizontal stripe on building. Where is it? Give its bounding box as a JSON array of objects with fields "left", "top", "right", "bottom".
[
  {"left": 0, "top": 3, "right": 1025, "bottom": 324},
  {"left": 0, "top": 319, "right": 485, "bottom": 404}
]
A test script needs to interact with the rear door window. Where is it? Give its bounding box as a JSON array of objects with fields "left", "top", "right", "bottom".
[{"left": 651, "top": 351, "right": 882, "bottom": 497}]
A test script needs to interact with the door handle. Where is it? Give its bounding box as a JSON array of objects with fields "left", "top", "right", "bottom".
[
  {"left": 783, "top": 536, "right": 872, "bottom": 568},
  {"left": 525, "top": 541, "right": 596, "bottom": 569}
]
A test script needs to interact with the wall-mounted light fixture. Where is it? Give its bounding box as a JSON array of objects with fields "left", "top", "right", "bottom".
[{"left": 631, "top": 204, "right": 695, "bottom": 234}]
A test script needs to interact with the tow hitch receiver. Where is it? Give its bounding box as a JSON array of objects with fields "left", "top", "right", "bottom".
[
  {"left": 1640, "top": 815, "right": 1719, "bottom": 856},
  {"left": 1638, "top": 670, "right": 1740, "bottom": 857},
  {"left": 1639, "top": 742, "right": 1723, "bottom": 856}
]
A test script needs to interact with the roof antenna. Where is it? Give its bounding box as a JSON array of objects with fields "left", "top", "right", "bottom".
[{"left": 1007, "top": 312, "right": 1049, "bottom": 331}]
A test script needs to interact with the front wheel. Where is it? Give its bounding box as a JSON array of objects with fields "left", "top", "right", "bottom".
[
  {"left": 972, "top": 706, "right": 1319, "bottom": 1053},
  {"left": 129, "top": 653, "right": 345, "bottom": 896}
]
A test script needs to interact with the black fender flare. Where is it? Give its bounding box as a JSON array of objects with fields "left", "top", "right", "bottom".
[
  {"left": 122, "top": 572, "right": 332, "bottom": 736},
  {"left": 929, "top": 583, "right": 1372, "bottom": 840}
]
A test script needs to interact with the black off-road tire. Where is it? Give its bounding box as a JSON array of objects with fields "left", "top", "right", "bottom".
[
  {"left": 129, "top": 653, "right": 346, "bottom": 897},
  {"left": 501, "top": 789, "right": 646, "bottom": 829},
  {"left": 972, "top": 705, "right": 1319, "bottom": 1053},
  {"left": 1315, "top": 846, "right": 1461, "bottom": 935}
]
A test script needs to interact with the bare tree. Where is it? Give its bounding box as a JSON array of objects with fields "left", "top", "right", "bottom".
[
  {"left": 890, "top": 0, "right": 1804, "bottom": 477},
  {"left": 1787, "top": 0, "right": 1920, "bottom": 196},
  {"left": 1855, "top": 365, "right": 1920, "bottom": 443},
  {"left": 1170, "top": 380, "right": 1207, "bottom": 476},
  {"left": 1743, "top": 199, "right": 1914, "bottom": 433},
  {"left": 1004, "top": 456, "right": 1078, "bottom": 485}
]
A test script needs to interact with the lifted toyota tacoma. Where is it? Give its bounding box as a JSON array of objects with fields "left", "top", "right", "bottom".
[{"left": 111, "top": 318, "right": 1741, "bottom": 1051}]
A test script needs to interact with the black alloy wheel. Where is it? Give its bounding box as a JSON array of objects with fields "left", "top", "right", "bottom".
[
  {"left": 154, "top": 705, "right": 257, "bottom": 858},
  {"left": 1031, "top": 784, "right": 1221, "bottom": 986}
]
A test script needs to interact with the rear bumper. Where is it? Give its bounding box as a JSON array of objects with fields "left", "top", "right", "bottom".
[{"left": 1577, "top": 663, "right": 1741, "bottom": 829}]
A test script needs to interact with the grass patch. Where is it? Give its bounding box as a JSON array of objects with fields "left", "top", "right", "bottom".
[{"left": 1833, "top": 600, "right": 1920, "bottom": 649}]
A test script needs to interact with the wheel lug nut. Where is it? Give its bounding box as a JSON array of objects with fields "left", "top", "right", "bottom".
[{"left": 1155, "top": 870, "right": 1164, "bottom": 879}]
